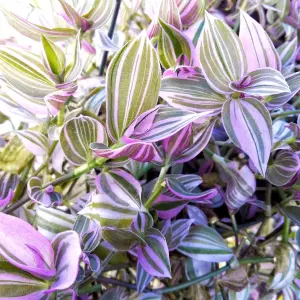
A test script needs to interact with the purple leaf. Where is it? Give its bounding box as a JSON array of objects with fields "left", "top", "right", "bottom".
[
  {"left": 131, "top": 212, "right": 154, "bottom": 234},
  {"left": 239, "top": 11, "right": 281, "bottom": 72},
  {"left": 169, "top": 219, "right": 194, "bottom": 250},
  {"left": 28, "top": 177, "right": 62, "bottom": 207},
  {"left": 176, "top": 0, "right": 205, "bottom": 26},
  {"left": 136, "top": 262, "right": 154, "bottom": 293},
  {"left": 0, "top": 212, "right": 56, "bottom": 280},
  {"left": 137, "top": 228, "right": 171, "bottom": 278},
  {"left": 0, "top": 172, "right": 18, "bottom": 209},
  {"left": 185, "top": 258, "right": 212, "bottom": 284},
  {"left": 48, "top": 231, "right": 82, "bottom": 292},
  {"left": 222, "top": 97, "right": 272, "bottom": 176},
  {"left": 91, "top": 141, "right": 163, "bottom": 163},
  {"left": 186, "top": 205, "right": 208, "bottom": 226}
]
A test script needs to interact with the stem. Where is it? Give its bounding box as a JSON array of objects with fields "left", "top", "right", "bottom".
[
  {"left": 42, "top": 157, "right": 107, "bottom": 188},
  {"left": 229, "top": 210, "right": 239, "bottom": 248},
  {"left": 282, "top": 216, "right": 290, "bottom": 244},
  {"left": 3, "top": 196, "right": 30, "bottom": 214},
  {"left": 99, "top": 251, "right": 114, "bottom": 274},
  {"left": 257, "top": 182, "right": 272, "bottom": 236},
  {"left": 144, "top": 162, "right": 170, "bottom": 209},
  {"left": 99, "top": 0, "right": 122, "bottom": 76},
  {"left": 270, "top": 109, "right": 300, "bottom": 118},
  {"left": 57, "top": 107, "right": 65, "bottom": 126},
  {"left": 11, "top": 158, "right": 34, "bottom": 204}
]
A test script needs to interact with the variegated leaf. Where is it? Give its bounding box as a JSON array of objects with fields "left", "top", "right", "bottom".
[
  {"left": 102, "top": 228, "right": 144, "bottom": 251},
  {"left": 80, "top": 169, "right": 142, "bottom": 228},
  {"left": 0, "top": 261, "right": 49, "bottom": 299},
  {"left": 147, "top": 0, "right": 182, "bottom": 38},
  {"left": 50, "top": 231, "right": 82, "bottom": 292},
  {"left": 131, "top": 212, "right": 154, "bottom": 234},
  {"left": 264, "top": 72, "right": 300, "bottom": 109},
  {"left": 200, "top": 12, "right": 247, "bottom": 94},
  {"left": 0, "top": 47, "right": 56, "bottom": 98},
  {"left": 277, "top": 37, "right": 298, "bottom": 67},
  {"left": 83, "top": 0, "right": 114, "bottom": 30},
  {"left": 272, "top": 120, "right": 294, "bottom": 151},
  {"left": 280, "top": 206, "right": 300, "bottom": 225},
  {"left": 239, "top": 11, "right": 281, "bottom": 72},
  {"left": 185, "top": 258, "right": 212, "bottom": 284},
  {"left": 60, "top": 115, "right": 107, "bottom": 165},
  {"left": 174, "top": 119, "right": 217, "bottom": 163},
  {"left": 222, "top": 98, "right": 272, "bottom": 176},
  {"left": 94, "top": 30, "right": 121, "bottom": 52},
  {"left": 28, "top": 177, "right": 62, "bottom": 207},
  {"left": 2, "top": 10, "right": 77, "bottom": 41},
  {"left": 136, "top": 262, "right": 153, "bottom": 293},
  {"left": 230, "top": 68, "right": 290, "bottom": 97},
  {"left": 186, "top": 205, "right": 208, "bottom": 225},
  {"left": 158, "top": 18, "right": 195, "bottom": 69},
  {"left": 160, "top": 72, "right": 226, "bottom": 114},
  {"left": 0, "top": 172, "right": 18, "bottom": 208},
  {"left": 36, "top": 206, "right": 76, "bottom": 240},
  {"left": 106, "top": 31, "right": 161, "bottom": 142},
  {"left": 17, "top": 130, "right": 49, "bottom": 156},
  {"left": 169, "top": 219, "right": 194, "bottom": 250},
  {"left": 41, "top": 35, "right": 66, "bottom": 77},
  {"left": 0, "top": 212, "right": 56, "bottom": 279},
  {"left": 138, "top": 228, "right": 171, "bottom": 278},
  {"left": 0, "top": 134, "right": 34, "bottom": 174},
  {"left": 124, "top": 105, "right": 211, "bottom": 143},
  {"left": 140, "top": 293, "right": 162, "bottom": 300},
  {"left": 178, "top": 225, "right": 233, "bottom": 262},
  {"left": 91, "top": 141, "right": 163, "bottom": 163},
  {"left": 175, "top": 0, "right": 205, "bottom": 25},
  {"left": 266, "top": 150, "right": 300, "bottom": 186}
]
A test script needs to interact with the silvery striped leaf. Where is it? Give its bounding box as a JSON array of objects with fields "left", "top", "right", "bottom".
[
  {"left": 147, "top": 0, "right": 182, "bottom": 38},
  {"left": 185, "top": 258, "right": 212, "bottom": 284},
  {"left": 136, "top": 262, "right": 153, "bottom": 293},
  {"left": 83, "top": 87, "right": 106, "bottom": 115},
  {"left": 17, "top": 130, "right": 49, "bottom": 156},
  {"left": 158, "top": 18, "right": 195, "bottom": 69},
  {"left": 178, "top": 225, "right": 233, "bottom": 262},
  {"left": 124, "top": 105, "right": 211, "bottom": 143},
  {"left": 153, "top": 195, "right": 187, "bottom": 219},
  {"left": 222, "top": 98, "right": 272, "bottom": 176},
  {"left": 277, "top": 37, "right": 298, "bottom": 67},
  {"left": 88, "top": 254, "right": 101, "bottom": 273},
  {"left": 106, "top": 31, "right": 161, "bottom": 142},
  {"left": 176, "top": 0, "right": 205, "bottom": 25},
  {"left": 186, "top": 205, "right": 208, "bottom": 226},
  {"left": 270, "top": 244, "right": 295, "bottom": 291},
  {"left": 230, "top": 68, "right": 290, "bottom": 97},
  {"left": 131, "top": 212, "right": 154, "bottom": 234},
  {"left": 173, "top": 119, "right": 217, "bottom": 163},
  {"left": 200, "top": 12, "right": 247, "bottom": 94},
  {"left": 272, "top": 120, "right": 294, "bottom": 151},
  {"left": 102, "top": 228, "right": 145, "bottom": 251},
  {"left": 73, "top": 214, "right": 91, "bottom": 236},
  {"left": 2, "top": 10, "right": 77, "bottom": 41},
  {"left": 157, "top": 219, "right": 172, "bottom": 245},
  {"left": 169, "top": 219, "right": 194, "bottom": 250},
  {"left": 0, "top": 261, "right": 49, "bottom": 299},
  {"left": 28, "top": 177, "right": 62, "bottom": 207},
  {"left": 0, "top": 172, "right": 18, "bottom": 209},
  {"left": 264, "top": 72, "right": 300, "bottom": 109},
  {"left": 94, "top": 30, "right": 121, "bottom": 52},
  {"left": 91, "top": 141, "right": 163, "bottom": 163},
  {"left": 36, "top": 206, "right": 76, "bottom": 240},
  {"left": 58, "top": 0, "right": 90, "bottom": 31},
  {"left": 137, "top": 228, "right": 171, "bottom": 278},
  {"left": 60, "top": 115, "right": 108, "bottom": 166},
  {"left": 83, "top": 0, "right": 114, "bottom": 30},
  {"left": 80, "top": 169, "right": 142, "bottom": 228},
  {"left": 266, "top": 150, "right": 300, "bottom": 186},
  {"left": 0, "top": 46, "right": 56, "bottom": 98},
  {"left": 0, "top": 212, "right": 56, "bottom": 279},
  {"left": 160, "top": 72, "right": 226, "bottom": 114},
  {"left": 50, "top": 231, "right": 82, "bottom": 292},
  {"left": 239, "top": 11, "right": 281, "bottom": 72},
  {"left": 41, "top": 35, "right": 66, "bottom": 78},
  {"left": 82, "top": 225, "right": 101, "bottom": 253},
  {"left": 217, "top": 160, "right": 256, "bottom": 211}
]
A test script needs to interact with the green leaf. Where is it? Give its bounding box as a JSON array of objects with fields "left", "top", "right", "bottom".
[
  {"left": 0, "top": 261, "right": 49, "bottom": 298},
  {"left": 106, "top": 31, "right": 161, "bottom": 141},
  {"left": 158, "top": 18, "right": 194, "bottom": 69},
  {"left": 177, "top": 225, "right": 233, "bottom": 262},
  {"left": 60, "top": 115, "right": 108, "bottom": 165},
  {"left": 41, "top": 35, "right": 66, "bottom": 77},
  {"left": 200, "top": 12, "right": 247, "bottom": 94},
  {"left": 102, "top": 228, "right": 145, "bottom": 251}
]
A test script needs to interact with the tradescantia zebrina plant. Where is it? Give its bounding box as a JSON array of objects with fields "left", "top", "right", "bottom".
[{"left": 0, "top": 0, "right": 300, "bottom": 299}]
